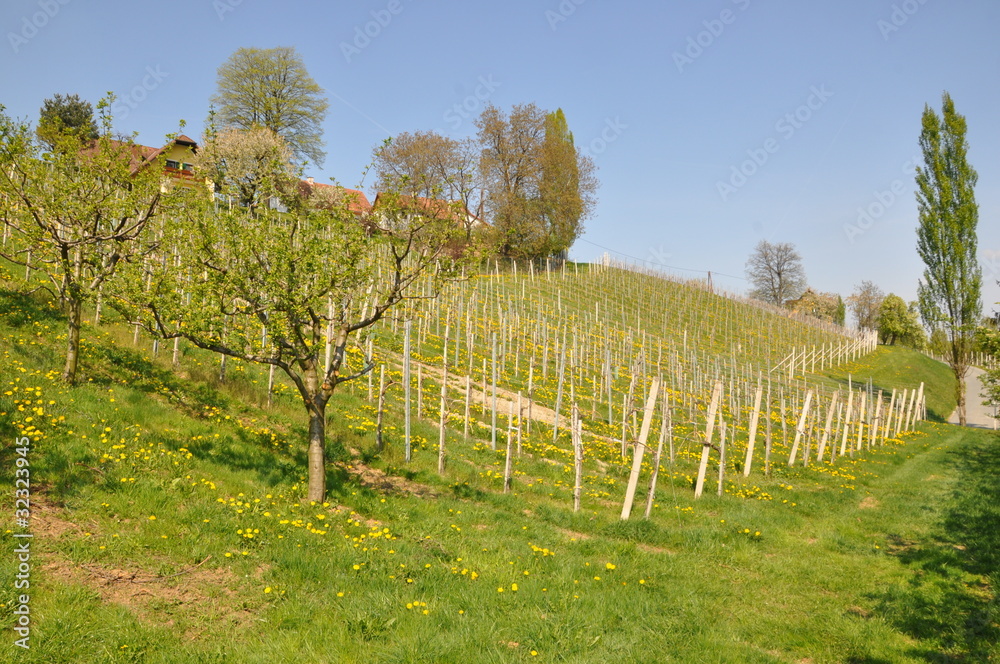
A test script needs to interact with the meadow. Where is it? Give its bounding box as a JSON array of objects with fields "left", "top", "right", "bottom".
[{"left": 1, "top": 261, "right": 997, "bottom": 663}]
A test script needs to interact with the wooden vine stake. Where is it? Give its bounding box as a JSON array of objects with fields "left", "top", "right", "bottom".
[
  {"left": 645, "top": 393, "right": 669, "bottom": 519},
  {"left": 717, "top": 421, "right": 727, "bottom": 497},
  {"left": 694, "top": 380, "right": 724, "bottom": 499},
  {"left": 816, "top": 390, "right": 839, "bottom": 460},
  {"left": 787, "top": 390, "right": 814, "bottom": 466},
  {"left": 403, "top": 320, "right": 412, "bottom": 463},
  {"left": 621, "top": 377, "right": 660, "bottom": 520},
  {"left": 437, "top": 325, "right": 449, "bottom": 475},
  {"left": 839, "top": 389, "right": 853, "bottom": 458},
  {"left": 572, "top": 404, "right": 583, "bottom": 513},
  {"left": 503, "top": 400, "right": 514, "bottom": 493},
  {"left": 742, "top": 383, "right": 763, "bottom": 477}
]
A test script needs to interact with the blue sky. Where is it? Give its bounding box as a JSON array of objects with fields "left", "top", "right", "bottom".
[{"left": 2, "top": 0, "right": 998, "bottom": 318}]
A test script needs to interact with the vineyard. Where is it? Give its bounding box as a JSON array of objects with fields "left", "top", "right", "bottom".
[{"left": 1, "top": 257, "right": 988, "bottom": 664}]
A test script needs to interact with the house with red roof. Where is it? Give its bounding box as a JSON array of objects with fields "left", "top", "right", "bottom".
[
  {"left": 299, "top": 177, "right": 372, "bottom": 217},
  {"left": 370, "top": 192, "right": 487, "bottom": 234}
]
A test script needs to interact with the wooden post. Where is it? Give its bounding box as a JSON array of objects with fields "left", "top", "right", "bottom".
[
  {"left": 463, "top": 374, "right": 472, "bottom": 438},
  {"left": 645, "top": 394, "right": 669, "bottom": 519},
  {"left": 742, "top": 384, "right": 763, "bottom": 477},
  {"left": 404, "top": 320, "right": 412, "bottom": 463},
  {"left": 839, "top": 390, "right": 853, "bottom": 458},
  {"left": 572, "top": 404, "right": 583, "bottom": 513},
  {"left": 266, "top": 363, "right": 275, "bottom": 408},
  {"left": 895, "top": 389, "right": 907, "bottom": 436},
  {"left": 854, "top": 391, "right": 867, "bottom": 453},
  {"left": 552, "top": 338, "right": 566, "bottom": 444},
  {"left": 868, "top": 391, "right": 882, "bottom": 449},
  {"left": 621, "top": 378, "right": 660, "bottom": 520},
  {"left": 516, "top": 391, "right": 523, "bottom": 456},
  {"left": 438, "top": 325, "right": 449, "bottom": 475},
  {"left": 816, "top": 391, "right": 839, "bottom": 461},
  {"left": 503, "top": 400, "right": 514, "bottom": 493},
  {"left": 375, "top": 365, "right": 388, "bottom": 451},
  {"left": 787, "top": 390, "right": 814, "bottom": 466},
  {"left": 694, "top": 381, "right": 724, "bottom": 499},
  {"left": 717, "top": 421, "right": 727, "bottom": 497},
  {"left": 883, "top": 389, "right": 897, "bottom": 442},
  {"left": 491, "top": 333, "right": 498, "bottom": 450}
]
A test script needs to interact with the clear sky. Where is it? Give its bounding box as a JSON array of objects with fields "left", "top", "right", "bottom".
[{"left": 2, "top": 0, "right": 998, "bottom": 319}]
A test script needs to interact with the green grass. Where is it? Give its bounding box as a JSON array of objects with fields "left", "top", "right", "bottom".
[
  {"left": 820, "top": 344, "right": 957, "bottom": 422},
  {"left": 1, "top": 283, "right": 998, "bottom": 662}
]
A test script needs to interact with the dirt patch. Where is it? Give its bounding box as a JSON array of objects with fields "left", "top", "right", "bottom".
[
  {"left": 859, "top": 496, "right": 879, "bottom": 509},
  {"left": 847, "top": 605, "right": 872, "bottom": 619},
  {"left": 557, "top": 529, "right": 592, "bottom": 541},
  {"left": 41, "top": 554, "right": 252, "bottom": 637},
  {"left": 339, "top": 461, "right": 439, "bottom": 498},
  {"left": 31, "top": 497, "right": 89, "bottom": 539},
  {"left": 412, "top": 357, "right": 561, "bottom": 427},
  {"left": 637, "top": 543, "right": 675, "bottom": 555}
]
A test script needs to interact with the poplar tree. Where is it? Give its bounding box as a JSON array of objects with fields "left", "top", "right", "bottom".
[
  {"left": 539, "top": 108, "right": 595, "bottom": 257},
  {"left": 915, "top": 92, "right": 981, "bottom": 425}
]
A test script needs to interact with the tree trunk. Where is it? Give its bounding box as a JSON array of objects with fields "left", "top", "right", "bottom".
[
  {"left": 306, "top": 404, "right": 326, "bottom": 501},
  {"left": 955, "top": 363, "right": 967, "bottom": 426},
  {"left": 62, "top": 296, "right": 82, "bottom": 384}
]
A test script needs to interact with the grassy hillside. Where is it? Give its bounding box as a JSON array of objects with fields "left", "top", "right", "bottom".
[
  {"left": 3, "top": 277, "right": 998, "bottom": 662},
  {"left": 820, "top": 345, "right": 957, "bottom": 422}
]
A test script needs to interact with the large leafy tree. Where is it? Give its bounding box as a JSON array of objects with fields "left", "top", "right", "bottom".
[
  {"left": 0, "top": 99, "right": 178, "bottom": 384},
  {"left": 210, "top": 46, "right": 330, "bottom": 167},
  {"left": 36, "top": 93, "right": 98, "bottom": 151},
  {"left": 848, "top": 280, "right": 885, "bottom": 331},
  {"left": 877, "top": 294, "right": 925, "bottom": 348},
  {"left": 745, "top": 240, "right": 807, "bottom": 306},
  {"left": 475, "top": 104, "right": 596, "bottom": 259},
  {"left": 915, "top": 92, "right": 981, "bottom": 425},
  {"left": 476, "top": 103, "right": 546, "bottom": 258},
  {"left": 112, "top": 129, "right": 470, "bottom": 502},
  {"left": 372, "top": 130, "right": 483, "bottom": 234}
]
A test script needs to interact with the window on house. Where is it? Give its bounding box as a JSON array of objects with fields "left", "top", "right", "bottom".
[{"left": 165, "top": 160, "right": 180, "bottom": 169}]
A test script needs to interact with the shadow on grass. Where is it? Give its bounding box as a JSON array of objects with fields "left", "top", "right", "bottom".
[{"left": 871, "top": 431, "right": 1000, "bottom": 661}]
